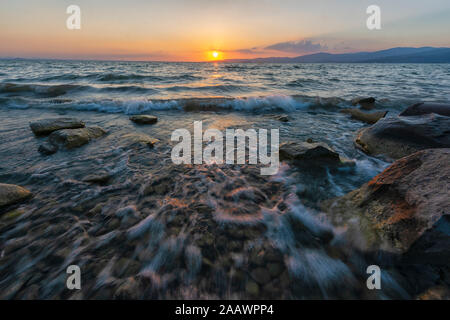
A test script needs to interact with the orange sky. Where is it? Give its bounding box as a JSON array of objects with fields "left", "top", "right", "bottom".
[{"left": 1, "top": 1, "right": 449, "bottom": 61}]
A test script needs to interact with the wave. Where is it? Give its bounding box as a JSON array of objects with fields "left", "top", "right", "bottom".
[
  {"left": 4, "top": 73, "right": 205, "bottom": 84},
  {"left": 0, "top": 95, "right": 313, "bottom": 114},
  {"left": 0, "top": 83, "right": 87, "bottom": 98}
]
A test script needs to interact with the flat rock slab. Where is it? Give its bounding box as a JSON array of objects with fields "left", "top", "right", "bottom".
[
  {"left": 129, "top": 115, "right": 158, "bottom": 125},
  {"left": 355, "top": 114, "right": 450, "bottom": 159},
  {"left": 0, "top": 183, "right": 32, "bottom": 208},
  {"left": 30, "top": 118, "right": 85, "bottom": 136},
  {"left": 119, "top": 133, "right": 159, "bottom": 149},
  {"left": 399, "top": 102, "right": 450, "bottom": 117},
  {"left": 48, "top": 126, "right": 107, "bottom": 149},
  {"left": 340, "top": 108, "right": 387, "bottom": 124},
  {"left": 280, "top": 141, "right": 341, "bottom": 165}
]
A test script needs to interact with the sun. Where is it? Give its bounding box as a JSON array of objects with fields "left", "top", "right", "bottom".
[{"left": 208, "top": 50, "right": 223, "bottom": 61}]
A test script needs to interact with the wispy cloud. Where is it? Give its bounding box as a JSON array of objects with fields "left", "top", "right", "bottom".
[{"left": 264, "top": 40, "right": 327, "bottom": 53}]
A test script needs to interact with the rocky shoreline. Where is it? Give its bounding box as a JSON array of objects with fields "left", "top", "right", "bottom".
[{"left": 0, "top": 100, "right": 449, "bottom": 299}]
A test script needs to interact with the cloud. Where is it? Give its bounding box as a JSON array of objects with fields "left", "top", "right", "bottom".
[{"left": 264, "top": 40, "right": 327, "bottom": 53}]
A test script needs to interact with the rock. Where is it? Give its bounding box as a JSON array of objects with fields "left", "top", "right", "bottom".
[
  {"left": 275, "top": 115, "right": 289, "bottom": 122},
  {"left": 48, "top": 126, "right": 106, "bottom": 149},
  {"left": 114, "top": 277, "right": 140, "bottom": 299},
  {"left": 355, "top": 114, "right": 450, "bottom": 159},
  {"left": 351, "top": 97, "right": 376, "bottom": 110},
  {"left": 322, "top": 149, "right": 450, "bottom": 253},
  {"left": 119, "top": 133, "right": 159, "bottom": 149},
  {"left": 83, "top": 173, "right": 111, "bottom": 185},
  {"left": 417, "top": 286, "right": 450, "bottom": 300},
  {"left": 38, "top": 142, "right": 58, "bottom": 155},
  {"left": 399, "top": 102, "right": 450, "bottom": 117},
  {"left": 30, "top": 118, "right": 85, "bottom": 136},
  {"left": 340, "top": 108, "right": 387, "bottom": 124},
  {"left": 267, "top": 263, "right": 284, "bottom": 277},
  {"left": 250, "top": 268, "right": 271, "bottom": 285},
  {"left": 129, "top": 115, "right": 158, "bottom": 125},
  {"left": 280, "top": 141, "right": 352, "bottom": 166},
  {"left": 0, "top": 183, "right": 32, "bottom": 208},
  {"left": 245, "top": 280, "right": 260, "bottom": 296}
]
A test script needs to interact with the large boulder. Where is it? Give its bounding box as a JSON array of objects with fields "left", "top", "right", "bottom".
[
  {"left": 322, "top": 149, "right": 450, "bottom": 254},
  {"left": 0, "top": 183, "right": 32, "bottom": 208},
  {"left": 340, "top": 108, "right": 387, "bottom": 124},
  {"left": 30, "top": 118, "right": 85, "bottom": 136},
  {"left": 280, "top": 141, "right": 352, "bottom": 166},
  {"left": 48, "top": 126, "right": 106, "bottom": 149},
  {"left": 355, "top": 114, "right": 450, "bottom": 159},
  {"left": 399, "top": 102, "right": 450, "bottom": 117},
  {"left": 129, "top": 115, "right": 158, "bottom": 125}
]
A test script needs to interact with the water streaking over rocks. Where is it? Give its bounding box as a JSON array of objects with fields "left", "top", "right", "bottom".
[{"left": 0, "top": 60, "right": 449, "bottom": 299}]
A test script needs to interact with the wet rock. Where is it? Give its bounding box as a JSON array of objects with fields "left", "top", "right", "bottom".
[
  {"left": 417, "top": 286, "right": 450, "bottom": 300},
  {"left": 351, "top": 97, "right": 376, "bottom": 110},
  {"left": 114, "top": 277, "right": 141, "bottom": 299},
  {"left": 399, "top": 102, "right": 450, "bottom": 117},
  {"left": 275, "top": 115, "right": 289, "bottom": 122},
  {"left": 48, "top": 126, "right": 107, "bottom": 149},
  {"left": 0, "top": 183, "right": 32, "bottom": 208},
  {"left": 322, "top": 149, "right": 450, "bottom": 253},
  {"left": 129, "top": 115, "right": 158, "bottom": 125},
  {"left": 38, "top": 142, "right": 58, "bottom": 155},
  {"left": 142, "top": 176, "right": 172, "bottom": 195},
  {"left": 119, "top": 133, "right": 159, "bottom": 149},
  {"left": 340, "top": 108, "right": 387, "bottom": 124},
  {"left": 355, "top": 114, "right": 450, "bottom": 159},
  {"left": 30, "top": 118, "right": 85, "bottom": 136},
  {"left": 83, "top": 173, "right": 111, "bottom": 185},
  {"left": 280, "top": 141, "right": 352, "bottom": 167},
  {"left": 250, "top": 268, "right": 271, "bottom": 285},
  {"left": 267, "top": 263, "right": 284, "bottom": 277},
  {"left": 245, "top": 280, "right": 259, "bottom": 296}
]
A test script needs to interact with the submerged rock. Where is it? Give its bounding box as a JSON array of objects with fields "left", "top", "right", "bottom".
[
  {"left": 83, "top": 173, "right": 111, "bottom": 185},
  {"left": 280, "top": 141, "right": 352, "bottom": 166},
  {"left": 119, "top": 133, "right": 159, "bottom": 149},
  {"left": 38, "top": 142, "right": 58, "bottom": 155},
  {"left": 399, "top": 102, "right": 450, "bottom": 117},
  {"left": 322, "top": 149, "right": 450, "bottom": 253},
  {"left": 129, "top": 115, "right": 158, "bottom": 125},
  {"left": 30, "top": 118, "right": 85, "bottom": 136},
  {"left": 340, "top": 108, "right": 387, "bottom": 124},
  {"left": 48, "top": 126, "right": 106, "bottom": 149},
  {"left": 351, "top": 97, "right": 376, "bottom": 110},
  {"left": 355, "top": 114, "right": 450, "bottom": 159},
  {"left": 0, "top": 183, "right": 32, "bottom": 208}
]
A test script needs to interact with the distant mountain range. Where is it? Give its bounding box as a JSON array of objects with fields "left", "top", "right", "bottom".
[{"left": 224, "top": 47, "right": 450, "bottom": 63}]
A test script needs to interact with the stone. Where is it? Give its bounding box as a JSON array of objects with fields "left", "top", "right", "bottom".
[
  {"left": 275, "top": 115, "right": 289, "bottom": 122},
  {"left": 48, "top": 126, "right": 106, "bottom": 149},
  {"left": 355, "top": 114, "right": 450, "bottom": 159},
  {"left": 83, "top": 173, "right": 111, "bottom": 185},
  {"left": 322, "top": 149, "right": 450, "bottom": 253},
  {"left": 250, "top": 268, "right": 271, "bottom": 285},
  {"left": 351, "top": 97, "right": 376, "bottom": 110},
  {"left": 38, "top": 142, "right": 58, "bottom": 155},
  {"left": 0, "top": 183, "right": 32, "bottom": 208},
  {"left": 267, "top": 263, "right": 284, "bottom": 278},
  {"left": 129, "top": 115, "right": 158, "bottom": 125},
  {"left": 30, "top": 118, "right": 85, "bottom": 136},
  {"left": 340, "top": 108, "right": 387, "bottom": 124},
  {"left": 245, "top": 281, "right": 259, "bottom": 296},
  {"left": 280, "top": 141, "right": 350, "bottom": 166},
  {"left": 399, "top": 102, "right": 450, "bottom": 117},
  {"left": 119, "top": 133, "right": 159, "bottom": 149}
]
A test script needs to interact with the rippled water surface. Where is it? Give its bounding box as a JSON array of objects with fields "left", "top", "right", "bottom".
[{"left": 0, "top": 60, "right": 448, "bottom": 299}]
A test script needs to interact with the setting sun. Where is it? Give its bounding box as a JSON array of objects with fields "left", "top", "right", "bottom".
[{"left": 207, "top": 50, "right": 223, "bottom": 61}]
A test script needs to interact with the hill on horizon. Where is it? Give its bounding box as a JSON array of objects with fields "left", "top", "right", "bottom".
[{"left": 224, "top": 47, "right": 450, "bottom": 63}]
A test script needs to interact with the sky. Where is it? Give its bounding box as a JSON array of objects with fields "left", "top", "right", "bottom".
[{"left": 1, "top": 0, "right": 449, "bottom": 61}]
